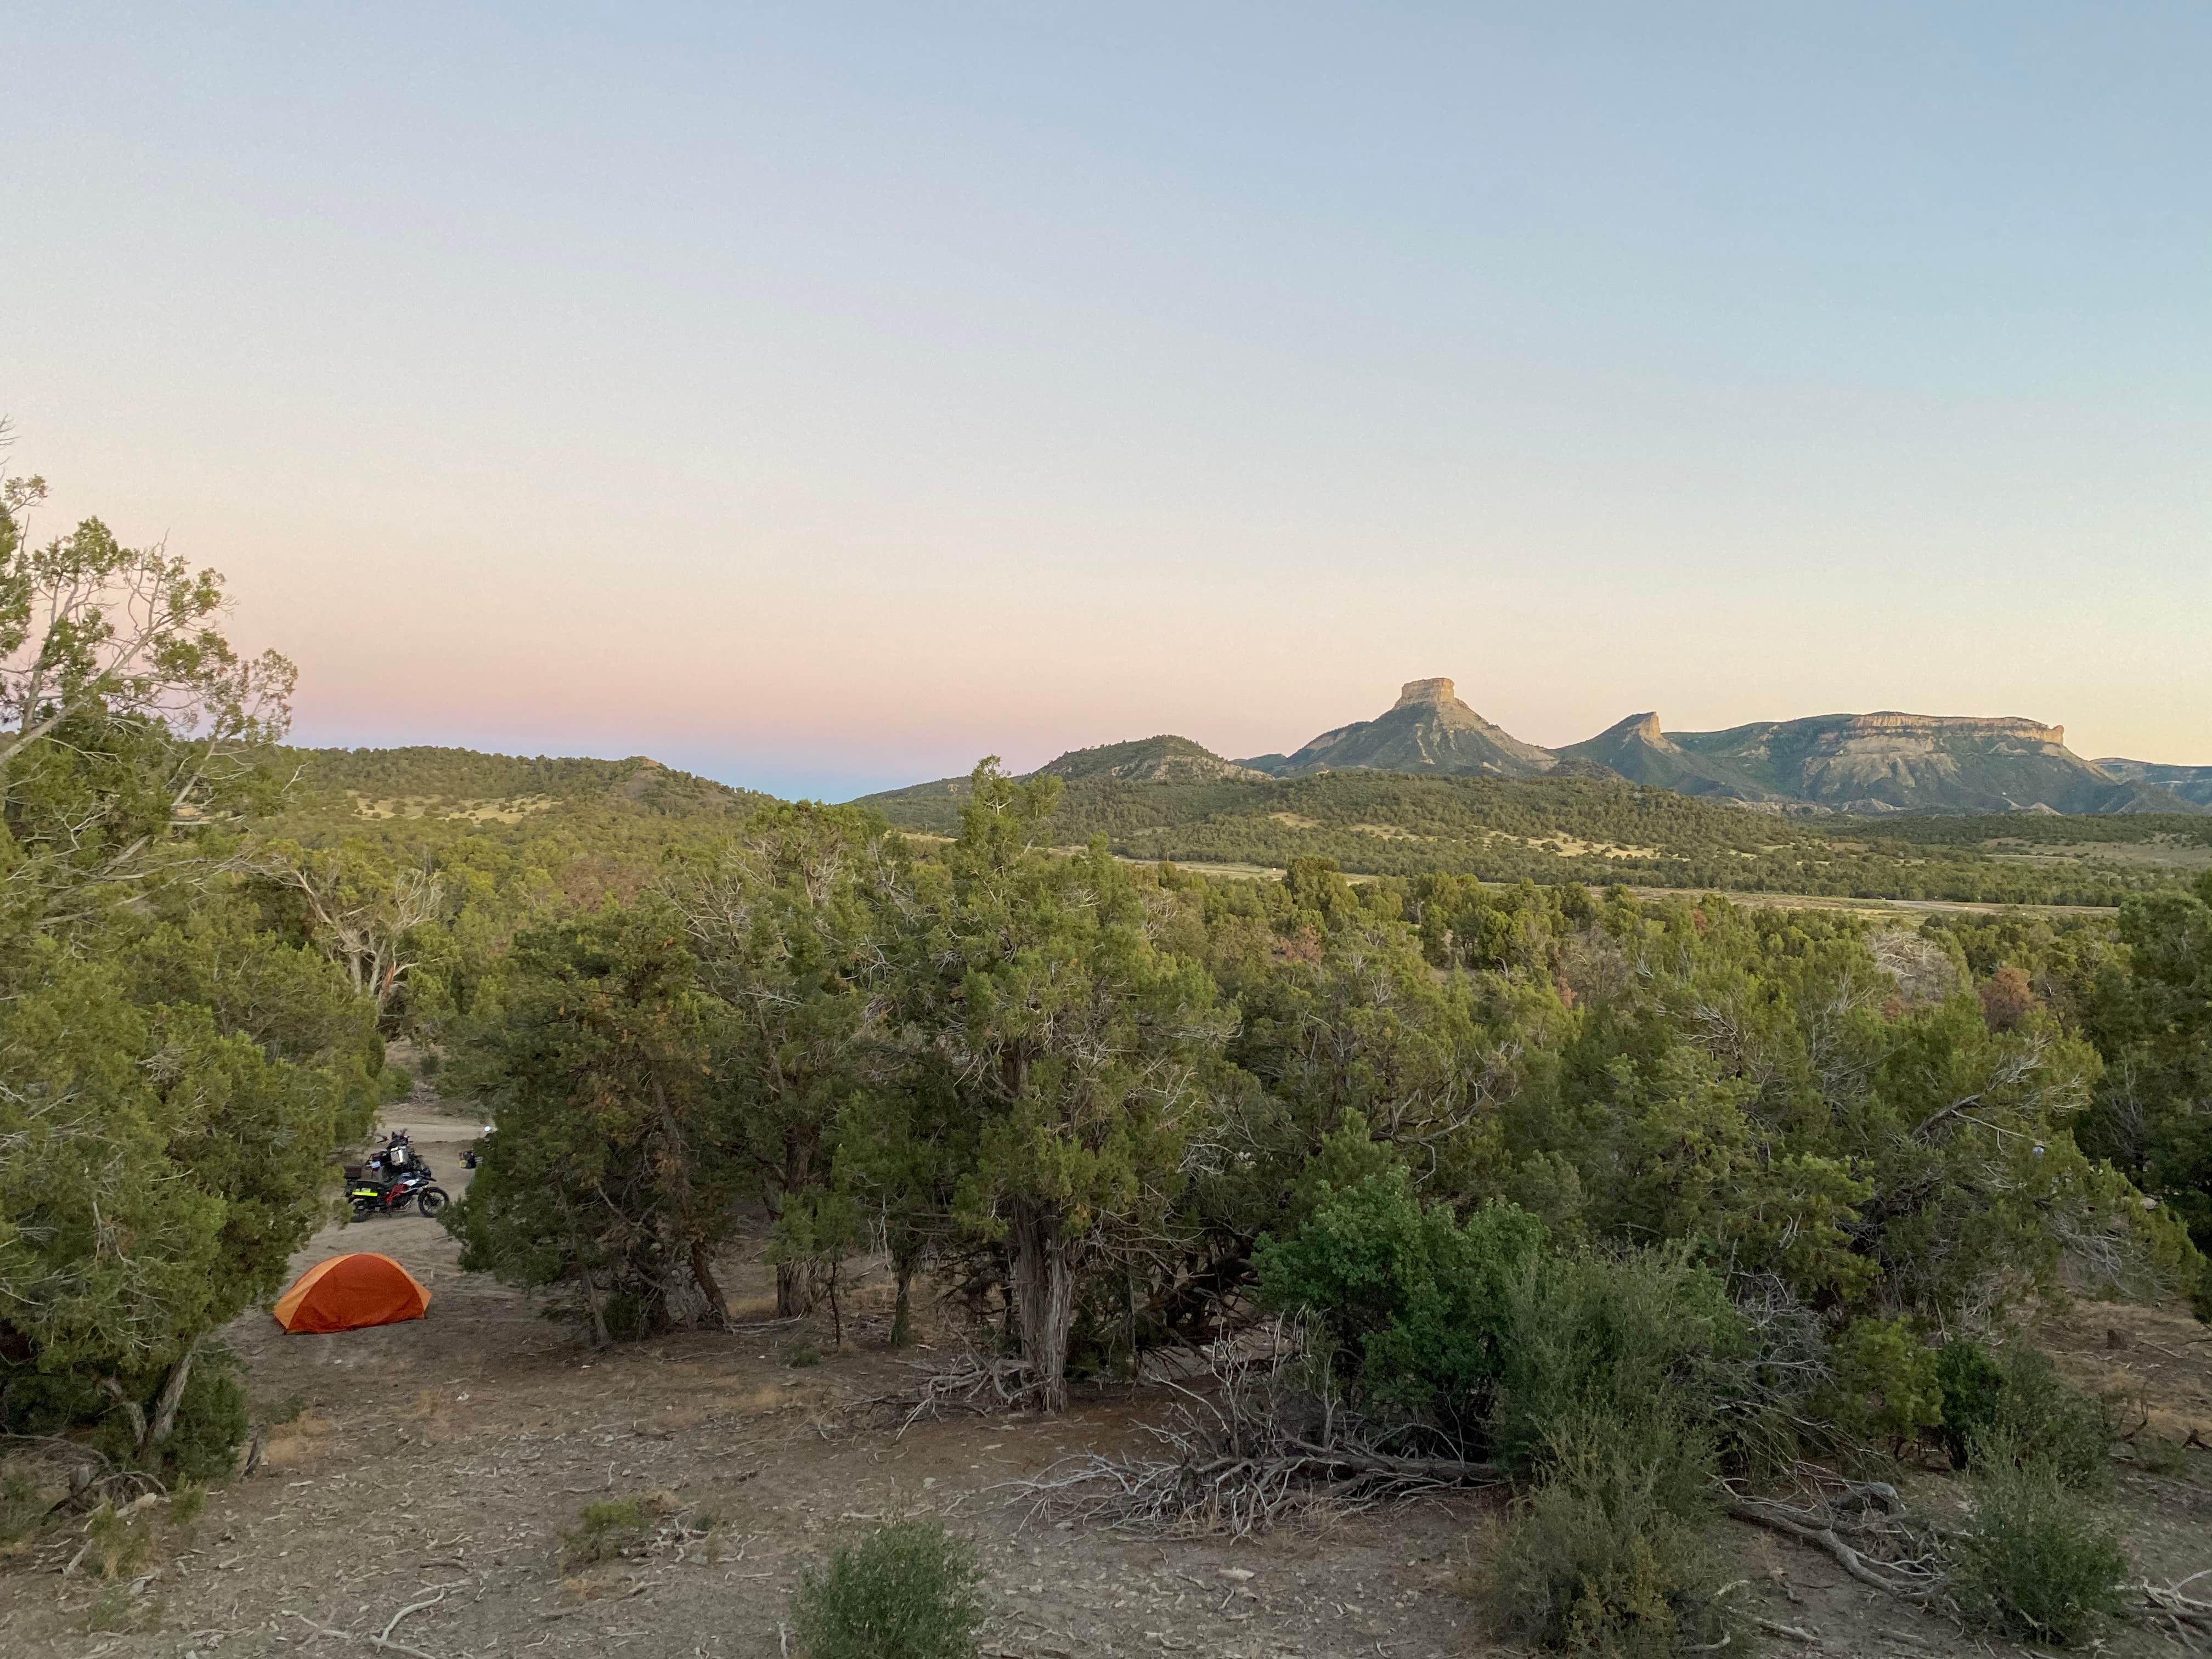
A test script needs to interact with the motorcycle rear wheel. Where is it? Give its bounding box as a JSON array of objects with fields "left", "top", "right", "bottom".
[
  {"left": 351, "top": 1199, "right": 379, "bottom": 1221},
  {"left": 417, "top": 1186, "right": 449, "bottom": 1217}
]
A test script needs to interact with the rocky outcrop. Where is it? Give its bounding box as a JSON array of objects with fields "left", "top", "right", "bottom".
[
  {"left": 865, "top": 681, "right": 2206, "bottom": 819},
  {"left": 1239, "top": 686, "right": 2204, "bottom": 814},
  {"left": 1244, "top": 679, "right": 1555, "bottom": 780},
  {"left": 1667, "top": 713, "right": 2188, "bottom": 814},
  {"left": 1554, "top": 713, "right": 1774, "bottom": 802}
]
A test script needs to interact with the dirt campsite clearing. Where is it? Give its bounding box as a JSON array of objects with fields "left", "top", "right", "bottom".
[{"left": 4, "top": 1094, "right": 2210, "bottom": 1659}]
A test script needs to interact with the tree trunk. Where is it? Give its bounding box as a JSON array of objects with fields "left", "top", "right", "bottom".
[
  {"left": 574, "top": 1269, "right": 612, "bottom": 1347},
  {"left": 98, "top": 1378, "right": 148, "bottom": 1454},
  {"left": 147, "top": 1335, "right": 202, "bottom": 1447},
  {"left": 890, "top": 1267, "right": 914, "bottom": 1348},
  {"left": 558, "top": 1189, "right": 613, "bottom": 1346},
  {"left": 1009, "top": 1206, "right": 1075, "bottom": 1413},
  {"left": 775, "top": 1259, "right": 820, "bottom": 1318},
  {"left": 827, "top": 1263, "right": 844, "bottom": 1350},
  {"left": 689, "top": 1239, "right": 731, "bottom": 1330}
]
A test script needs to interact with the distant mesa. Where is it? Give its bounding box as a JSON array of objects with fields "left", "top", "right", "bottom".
[
  {"left": 1239, "top": 678, "right": 1555, "bottom": 781},
  {"left": 1661, "top": 712, "right": 2167, "bottom": 814},
  {"left": 1392, "top": 678, "right": 1460, "bottom": 709},
  {"left": 860, "top": 677, "right": 2203, "bottom": 819}
]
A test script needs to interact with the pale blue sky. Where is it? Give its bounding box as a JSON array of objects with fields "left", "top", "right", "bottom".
[{"left": 4, "top": 4, "right": 2207, "bottom": 797}]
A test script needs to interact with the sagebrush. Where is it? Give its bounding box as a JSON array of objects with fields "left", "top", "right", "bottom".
[{"left": 791, "top": 1519, "right": 987, "bottom": 1659}]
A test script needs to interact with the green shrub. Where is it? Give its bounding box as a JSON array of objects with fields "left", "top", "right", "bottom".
[
  {"left": 1490, "top": 1248, "right": 1743, "bottom": 1471},
  {"left": 1254, "top": 1171, "right": 1547, "bottom": 1429},
  {"left": 1949, "top": 1436, "right": 2128, "bottom": 1645},
  {"left": 787, "top": 1341, "right": 822, "bottom": 1369},
  {"left": 167, "top": 1485, "right": 207, "bottom": 1545},
  {"left": 1, "top": 1469, "right": 46, "bottom": 1543},
  {"left": 83, "top": 1582, "right": 140, "bottom": 1633},
  {"left": 559, "top": 1494, "right": 663, "bottom": 1567},
  {"left": 1932, "top": 1339, "right": 2005, "bottom": 1468},
  {"left": 49, "top": 1347, "right": 249, "bottom": 1487},
  {"left": 162, "top": 1353, "right": 251, "bottom": 1485},
  {"left": 791, "top": 1519, "right": 987, "bottom": 1659},
  {"left": 84, "top": 1502, "right": 155, "bottom": 1581},
  {"left": 1933, "top": 1342, "right": 2112, "bottom": 1494},
  {"left": 1487, "top": 1415, "right": 1740, "bottom": 1657},
  {"left": 1825, "top": 1317, "right": 1943, "bottom": 1449}
]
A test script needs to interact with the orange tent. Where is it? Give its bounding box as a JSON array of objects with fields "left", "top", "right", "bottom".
[{"left": 272, "top": 1253, "right": 431, "bottom": 1334}]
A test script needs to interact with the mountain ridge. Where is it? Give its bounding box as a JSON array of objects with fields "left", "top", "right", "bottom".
[
  {"left": 2096, "top": 758, "right": 2212, "bottom": 808},
  {"left": 861, "top": 681, "right": 2203, "bottom": 819}
]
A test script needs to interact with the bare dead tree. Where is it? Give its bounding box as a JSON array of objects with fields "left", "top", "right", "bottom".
[{"left": 258, "top": 851, "right": 447, "bottom": 1015}]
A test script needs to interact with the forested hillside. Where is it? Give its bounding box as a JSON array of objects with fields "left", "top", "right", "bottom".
[
  {"left": 277, "top": 746, "right": 771, "bottom": 826},
  {"left": 861, "top": 765, "right": 2211, "bottom": 906}
]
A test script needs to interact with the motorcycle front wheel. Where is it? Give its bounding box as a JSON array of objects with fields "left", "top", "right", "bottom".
[{"left": 416, "top": 1186, "right": 449, "bottom": 1217}]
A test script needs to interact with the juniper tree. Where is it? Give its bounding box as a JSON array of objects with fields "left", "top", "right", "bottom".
[
  {"left": 445, "top": 906, "right": 742, "bottom": 1340},
  {"left": 917, "top": 760, "right": 1227, "bottom": 1410},
  {"left": 658, "top": 802, "right": 907, "bottom": 1316}
]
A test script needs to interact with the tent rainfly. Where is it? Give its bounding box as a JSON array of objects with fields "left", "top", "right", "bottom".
[{"left": 272, "top": 1252, "right": 431, "bottom": 1333}]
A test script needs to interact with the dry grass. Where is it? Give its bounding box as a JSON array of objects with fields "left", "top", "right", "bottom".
[
  {"left": 1985, "top": 837, "right": 2212, "bottom": 871},
  {"left": 349, "top": 792, "right": 556, "bottom": 823}
]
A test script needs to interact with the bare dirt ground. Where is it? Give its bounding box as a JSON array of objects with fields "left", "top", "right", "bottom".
[{"left": 4, "top": 1094, "right": 2210, "bottom": 1659}]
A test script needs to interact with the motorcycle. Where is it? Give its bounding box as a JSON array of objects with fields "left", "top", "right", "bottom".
[
  {"left": 346, "top": 1137, "right": 449, "bottom": 1220},
  {"left": 348, "top": 1166, "right": 449, "bottom": 1220}
]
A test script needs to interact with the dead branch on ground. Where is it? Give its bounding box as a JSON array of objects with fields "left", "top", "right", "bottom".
[
  {"left": 865, "top": 1349, "right": 1044, "bottom": 1436},
  {"left": 281, "top": 1575, "right": 471, "bottom": 1659},
  {"left": 1010, "top": 1321, "right": 1500, "bottom": 1538},
  {"left": 1, "top": 1432, "right": 166, "bottom": 1516},
  {"left": 2137, "top": 1570, "right": 2212, "bottom": 1639},
  {"left": 1722, "top": 1466, "right": 1946, "bottom": 1602}
]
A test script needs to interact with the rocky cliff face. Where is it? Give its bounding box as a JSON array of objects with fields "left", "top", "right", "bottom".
[
  {"left": 1243, "top": 685, "right": 2202, "bottom": 814},
  {"left": 866, "top": 682, "right": 2204, "bottom": 819},
  {"left": 1665, "top": 713, "right": 2179, "bottom": 814},
  {"left": 1553, "top": 712, "right": 1774, "bottom": 801},
  {"left": 1244, "top": 679, "right": 1556, "bottom": 780}
]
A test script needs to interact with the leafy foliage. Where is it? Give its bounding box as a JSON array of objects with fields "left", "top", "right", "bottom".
[
  {"left": 790, "top": 1519, "right": 988, "bottom": 1659},
  {"left": 1825, "top": 1317, "right": 1944, "bottom": 1449},
  {"left": 1490, "top": 1250, "right": 1745, "bottom": 1473},
  {"left": 0, "top": 459, "right": 398, "bottom": 1483},
  {"left": 444, "top": 905, "right": 740, "bottom": 1342},
  {"left": 1931, "top": 1341, "right": 2113, "bottom": 1492},
  {"left": 1255, "top": 1169, "right": 1544, "bottom": 1425},
  {"left": 1486, "top": 1414, "right": 1740, "bottom": 1658},
  {"left": 1949, "top": 1435, "right": 2129, "bottom": 1645},
  {"left": 558, "top": 1493, "right": 671, "bottom": 1568}
]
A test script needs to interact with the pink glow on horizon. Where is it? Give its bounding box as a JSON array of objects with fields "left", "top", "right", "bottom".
[{"left": 6, "top": 9, "right": 2205, "bottom": 798}]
